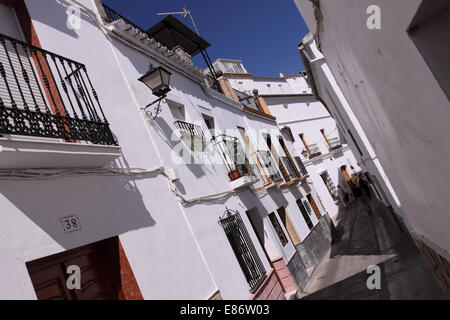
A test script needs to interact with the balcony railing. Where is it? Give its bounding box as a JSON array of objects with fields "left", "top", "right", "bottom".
[
  {"left": 281, "top": 156, "right": 299, "bottom": 179},
  {"left": 294, "top": 156, "right": 308, "bottom": 177},
  {"left": 254, "top": 150, "right": 282, "bottom": 182},
  {"left": 174, "top": 120, "right": 206, "bottom": 152},
  {"left": 0, "top": 33, "right": 116, "bottom": 145},
  {"left": 328, "top": 137, "right": 342, "bottom": 151},
  {"left": 234, "top": 89, "right": 260, "bottom": 112},
  {"left": 307, "top": 143, "right": 322, "bottom": 159},
  {"left": 103, "top": 4, "right": 147, "bottom": 34},
  {"left": 214, "top": 134, "right": 251, "bottom": 181}
]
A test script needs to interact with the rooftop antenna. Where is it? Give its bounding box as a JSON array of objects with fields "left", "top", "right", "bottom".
[{"left": 157, "top": 6, "right": 200, "bottom": 35}]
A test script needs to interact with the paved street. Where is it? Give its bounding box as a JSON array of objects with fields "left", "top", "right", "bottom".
[{"left": 299, "top": 197, "right": 448, "bottom": 300}]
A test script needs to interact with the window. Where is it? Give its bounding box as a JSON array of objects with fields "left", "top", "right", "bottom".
[
  {"left": 263, "top": 133, "right": 289, "bottom": 182},
  {"left": 268, "top": 212, "right": 288, "bottom": 247},
  {"left": 214, "top": 134, "right": 251, "bottom": 181},
  {"left": 320, "top": 171, "right": 338, "bottom": 200},
  {"left": 294, "top": 157, "right": 308, "bottom": 176},
  {"left": 219, "top": 212, "right": 266, "bottom": 292},
  {"left": 278, "top": 137, "right": 301, "bottom": 179},
  {"left": 296, "top": 199, "right": 314, "bottom": 230},
  {"left": 277, "top": 207, "right": 301, "bottom": 245},
  {"left": 256, "top": 150, "right": 282, "bottom": 182},
  {"left": 202, "top": 114, "right": 214, "bottom": 130},
  {"left": 174, "top": 120, "right": 206, "bottom": 153},
  {"left": 168, "top": 101, "right": 185, "bottom": 121}
]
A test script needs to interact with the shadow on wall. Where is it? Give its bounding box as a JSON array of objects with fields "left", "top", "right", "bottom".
[
  {"left": 0, "top": 157, "right": 156, "bottom": 250},
  {"left": 22, "top": 0, "right": 99, "bottom": 40}
]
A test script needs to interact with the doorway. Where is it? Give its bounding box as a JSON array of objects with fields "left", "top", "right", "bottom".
[{"left": 26, "top": 237, "right": 142, "bottom": 300}]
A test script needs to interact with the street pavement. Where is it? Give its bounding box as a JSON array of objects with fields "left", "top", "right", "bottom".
[{"left": 299, "top": 196, "right": 448, "bottom": 300}]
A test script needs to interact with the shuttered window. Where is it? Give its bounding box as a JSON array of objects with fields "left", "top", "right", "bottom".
[
  {"left": 0, "top": 3, "right": 47, "bottom": 111},
  {"left": 0, "top": 3, "right": 23, "bottom": 39}
]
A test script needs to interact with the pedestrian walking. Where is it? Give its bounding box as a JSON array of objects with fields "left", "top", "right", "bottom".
[
  {"left": 337, "top": 186, "right": 349, "bottom": 209},
  {"left": 353, "top": 173, "right": 371, "bottom": 215}
]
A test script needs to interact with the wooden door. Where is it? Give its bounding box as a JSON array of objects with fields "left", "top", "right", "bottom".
[{"left": 26, "top": 238, "right": 121, "bottom": 300}]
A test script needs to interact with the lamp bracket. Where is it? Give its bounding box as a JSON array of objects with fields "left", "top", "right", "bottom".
[{"left": 141, "top": 95, "right": 166, "bottom": 120}]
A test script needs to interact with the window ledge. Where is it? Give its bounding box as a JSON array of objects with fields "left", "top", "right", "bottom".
[
  {"left": 229, "top": 174, "right": 258, "bottom": 190},
  {"left": 0, "top": 137, "right": 122, "bottom": 169}
]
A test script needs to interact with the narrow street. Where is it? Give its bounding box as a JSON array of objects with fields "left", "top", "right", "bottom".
[{"left": 299, "top": 197, "right": 448, "bottom": 300}]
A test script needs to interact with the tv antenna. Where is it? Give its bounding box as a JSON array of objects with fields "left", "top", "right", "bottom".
[{"left": 157, "top": 6, "right": 200, "bottom": 35}]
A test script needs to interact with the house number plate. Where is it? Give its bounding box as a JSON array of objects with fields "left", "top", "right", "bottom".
[{"left": 60, "top": 215, "right": 82, "bottom": 233}]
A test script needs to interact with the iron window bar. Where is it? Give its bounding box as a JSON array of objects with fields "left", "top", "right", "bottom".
[
  {"left": 213, "top": 134, "right": 252, "bottom": 181},
  {"left": 219, "top": 209, "right": 266, "bottom": 292},
  {"left": 0, "top": 32, "right": 116, "bottom": 145}
]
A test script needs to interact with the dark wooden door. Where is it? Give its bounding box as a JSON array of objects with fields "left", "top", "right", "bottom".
[{"left": 26, "top": 238, "right": 121, "bottom": 300}]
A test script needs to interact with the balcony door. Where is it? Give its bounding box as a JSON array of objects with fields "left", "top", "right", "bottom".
[{"left": 0, "top": 2, "right": 47, "bottom": 112}]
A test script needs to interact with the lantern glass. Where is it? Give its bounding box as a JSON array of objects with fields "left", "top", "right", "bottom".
[{"left": 139, "top": 66, "right": 172, "bottom": 97}]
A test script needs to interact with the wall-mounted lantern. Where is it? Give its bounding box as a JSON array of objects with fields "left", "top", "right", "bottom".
[{"left": 138, "top": 64, "right": 172, "bottom": 120}]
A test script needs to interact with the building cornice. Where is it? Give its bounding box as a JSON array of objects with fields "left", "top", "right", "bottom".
[
  {"left": 105, "top": 20, "right": 206, "bottom": 85},
  {"left": 260, "top": 93, "right": 314, "bottom": 98}
]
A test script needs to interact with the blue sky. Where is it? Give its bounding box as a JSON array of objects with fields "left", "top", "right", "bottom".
[{"left": 102, "top": 0, "right": 310, "bottom": 77}]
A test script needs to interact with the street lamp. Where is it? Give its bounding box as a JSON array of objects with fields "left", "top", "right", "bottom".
[{"left": 138, "top": 64, "right": 172, "bottom": 120}]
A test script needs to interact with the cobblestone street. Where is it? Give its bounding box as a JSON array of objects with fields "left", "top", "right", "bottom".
[{"left": 299, "top": 197, "right": 448, "bottom": 300}]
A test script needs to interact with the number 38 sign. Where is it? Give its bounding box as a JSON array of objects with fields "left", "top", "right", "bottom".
[{"left": 60, "top": 215, "right": 82, "bottom": 233}]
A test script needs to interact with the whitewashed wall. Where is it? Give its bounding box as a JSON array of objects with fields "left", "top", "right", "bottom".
[{"left": 295, "top": 0, "right": 450, "bottom": 260}]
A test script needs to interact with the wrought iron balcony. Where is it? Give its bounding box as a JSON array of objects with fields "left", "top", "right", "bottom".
[
  {"left": 234, "top": 89, "right": 260, "bottom": 112},
  {"left": 328, "top": 137, "right": 342, "bottom": 151},
  {"left": 254, "top": 150, "right": 282, "bottom": 182},
  {"left": 306, "top": 143, "right": 322, "bottom": 159},
  {"left": 294, "top": 156, "right": 309, "bottom": 177},
  {"left": 281, "top": 156, "right": 299, "bottom": 179},
  {"left": 213, "top": 134, "right": 252, "bottom": 181},
  {"left": 174, "top": 120, "right": 206, "bottom": 152},
  {"left": 103, "top": 3, "right": 147, "bottom": 34},
  {"left": 0, "top": 33, "right": 116, "bottom": 145}
]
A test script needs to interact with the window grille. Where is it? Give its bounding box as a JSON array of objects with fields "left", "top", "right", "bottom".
[{"left": 219, "top": 210, "right": 266, "bottom": 292}]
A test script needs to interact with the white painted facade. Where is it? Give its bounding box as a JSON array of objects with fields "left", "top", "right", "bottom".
[
  {"left": 0, "top": 0, "right": 331, "bottom": 299},
  {"left": 294, "top": 0, "right": 450, "bottom": 261},
  {"left": 213, "top": 59, "right": 361, "bottom": 220}
]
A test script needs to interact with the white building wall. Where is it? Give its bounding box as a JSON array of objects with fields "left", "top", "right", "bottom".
[
  {"left": 0, "top": 0, "right": 325, "bottom": 300},
  {"left": 224, "top": 71, "right": 361, "bottom": 220},
  {"left": 295, "top": 0, "right": 450, "bottom": 260}
]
